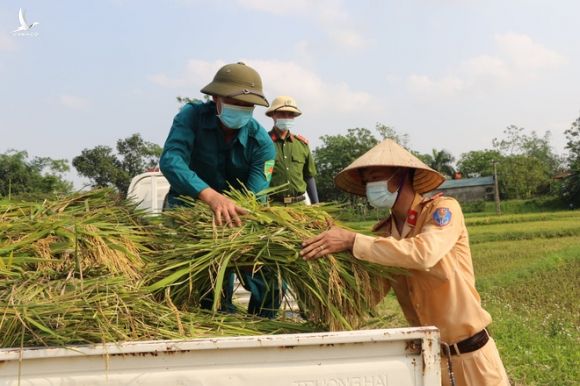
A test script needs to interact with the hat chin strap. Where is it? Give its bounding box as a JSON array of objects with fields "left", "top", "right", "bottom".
[{"left": 391, "top": 169, "right": 410, "bottom": 210}]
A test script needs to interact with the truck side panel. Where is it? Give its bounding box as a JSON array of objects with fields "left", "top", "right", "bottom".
[{"left": 0, "top": 328, "right": 441, "bottom": 386}]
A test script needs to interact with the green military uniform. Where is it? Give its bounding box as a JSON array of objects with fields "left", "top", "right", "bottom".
[{"left": 269, "top": 129, "right": 317, "bottom": 200}]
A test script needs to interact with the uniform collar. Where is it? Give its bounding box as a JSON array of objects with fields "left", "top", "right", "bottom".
[
  {"left": 269, "top": 128, "right": 293, "bottom": 142},
  {"left": 203, "top": 102, "right": 250, "bottom": 148},
  {"left": 371, "top": 193, "right": 424, "bottom": 236},
  {"left": 400, "top": 193, "right": 424, "bottom": 237}
]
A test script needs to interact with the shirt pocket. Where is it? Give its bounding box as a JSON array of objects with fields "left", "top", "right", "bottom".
[{"left": 291, "top": 150, "right": 305, "bottom": 166}]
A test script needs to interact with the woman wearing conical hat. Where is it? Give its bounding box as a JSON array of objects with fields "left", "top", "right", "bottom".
[{"left": 301, "top": 139, "right": 509, "bottom": 386}]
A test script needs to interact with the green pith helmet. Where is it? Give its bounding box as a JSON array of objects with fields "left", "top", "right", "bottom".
[{"left": 200, "top": 62, "right": 269, "bottom": 107}]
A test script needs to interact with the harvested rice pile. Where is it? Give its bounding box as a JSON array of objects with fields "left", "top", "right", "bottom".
[{"left": 0, "top": 189, "right": 398, "bottom": 348}]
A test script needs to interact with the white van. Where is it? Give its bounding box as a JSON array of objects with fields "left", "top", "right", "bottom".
[{"left": 126, "top": 171, "right": 170, "bottom": 214}]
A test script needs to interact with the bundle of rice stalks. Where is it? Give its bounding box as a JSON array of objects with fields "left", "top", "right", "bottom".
[
  {"left": 0, "top": 189, "right": 148, "bottom": 280},
  {"left": 0, "top": 190, "right": 316, "bottom": 348},
  {"left": 0, "top": 270, "right": 314, "bottom": 348},
  {"left": 1, "top": 188, "right": 401, "bottom": 347},
  {"left": 146, "top": 189, "right": 401, "bottom": 330}
]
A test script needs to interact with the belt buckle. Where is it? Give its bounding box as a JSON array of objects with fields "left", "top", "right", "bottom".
[{"left": 283, "top": 197, "right": 293, "bottom": 204}]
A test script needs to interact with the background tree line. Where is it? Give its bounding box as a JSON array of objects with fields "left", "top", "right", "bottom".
[{"left": 1, "top": 113, "right": 579, "bottom": 208}]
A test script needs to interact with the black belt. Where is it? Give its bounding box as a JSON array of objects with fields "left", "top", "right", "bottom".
[
  {"left": 448, "top": 329, "right": 489, "bottom": 355},
  {"left": 272, "top": 194, "right": 305, "bottom": 204}
]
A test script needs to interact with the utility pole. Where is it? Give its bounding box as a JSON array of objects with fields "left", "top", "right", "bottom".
[{"left": 493, "top": 160, "right": 501, "bottom": 215}]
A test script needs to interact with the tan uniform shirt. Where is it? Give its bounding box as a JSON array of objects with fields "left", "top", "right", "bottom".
[{"left": 353, "top": 193, "right": 492, "bottom": 344}]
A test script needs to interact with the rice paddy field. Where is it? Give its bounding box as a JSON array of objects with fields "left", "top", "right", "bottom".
[{"left": 351, "top": 209, "right": 580, "bottom": 386}]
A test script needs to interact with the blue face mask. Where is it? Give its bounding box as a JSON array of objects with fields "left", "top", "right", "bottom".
[
  {"left": 365, "top": 174, "right": 400, "bottom": 209},
  {"left": 275, "top": 118, "right": 295, "bottom": 131},
  {"left": 218, "top": 102, "right": 255, "bottom": 129}
]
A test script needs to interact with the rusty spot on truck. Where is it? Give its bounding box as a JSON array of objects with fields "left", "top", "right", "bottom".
[{"left": 405, "top": 339, "right": 421, "bottom": 354}]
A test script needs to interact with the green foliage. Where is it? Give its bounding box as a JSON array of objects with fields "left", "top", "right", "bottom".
[
  {"left": 492, "top": 125, "right": 561, "bottom": 199},
  {"left": 176, "top": 95, "right": 208, "bottom": 106},
  {"left": 461, "top": 199, "right": 486, "bottom": 213},
  {"left": 313, "top": 124, "right": 410, "bottom": 202},
  {"left": 457, "top": 149, "right": 501, "bottom": 178},
  {"left": 72, "top": 133, "right": 162, "bottom": 197},
  {"left": 460, "top": 196, "right": 567, "bottom": 215},
  {"left": 314, "top": 127, "right": 379, "bottom": 202},
  {"left": 417, "top": 148, "right": 456, "bottom": 177},
  {"left": 0, "top": 150, "right": 72, "bottom": 198},
  {"left": 374, "top": 123, "right": 411, "bottom": 148},
  {"left": 561, "top": 113, "right": 580, "bottom": 207}
]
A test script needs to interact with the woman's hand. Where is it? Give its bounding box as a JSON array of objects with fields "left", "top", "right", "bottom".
[{"left": 301, "top": 226, "right": 357, "bottom": 260}]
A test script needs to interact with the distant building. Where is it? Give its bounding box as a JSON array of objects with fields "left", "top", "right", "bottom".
[{"left": 431, "top": 176, "right": 495, "bottom": 203}]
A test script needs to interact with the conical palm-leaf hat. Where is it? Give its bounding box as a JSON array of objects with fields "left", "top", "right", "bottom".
[{"left": 335, "top": 139, "right": 445, "bottom": 196}]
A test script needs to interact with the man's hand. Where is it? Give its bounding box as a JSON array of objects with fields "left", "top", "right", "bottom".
[
  {"left": 301, "top": 226, "right": 357, "bottom": 260},
  {"left": 198, "top": 188, "right": 248, "bottom": 227}
]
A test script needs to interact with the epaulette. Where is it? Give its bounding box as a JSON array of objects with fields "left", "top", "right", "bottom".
[
  {"left": 421, "top": 192, "right": 443, "bottom": 205},
  {"left": 295, "top": 134, "right": 309, "bottom": 145}
]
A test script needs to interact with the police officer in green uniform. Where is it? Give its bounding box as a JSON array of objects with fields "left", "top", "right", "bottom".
[
  {"left": 266, "top": 96, "right": 319, "bottom": 205},
  {"left": 159, "top": 62, "right": 282, "bottom": 318}
]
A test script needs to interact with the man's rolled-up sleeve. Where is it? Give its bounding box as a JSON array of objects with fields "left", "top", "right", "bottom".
[
  {"left": 352, "top": 200, "right": 464, "bottom": 270},
  {"left": 159, "top": 104, "right": 209, "bottom": 198}
]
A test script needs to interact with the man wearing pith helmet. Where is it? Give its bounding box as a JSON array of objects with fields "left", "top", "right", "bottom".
[
  {"left": 301, "top": 139, "right": 509, "bottom": 386},
  {"left": 160, "top": 62, "right": 281, "bottom": 318},
  {"left": 266, "top": 96, "right": 319, "bottom": 205}
]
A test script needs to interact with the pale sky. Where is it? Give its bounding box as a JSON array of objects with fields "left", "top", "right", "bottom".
[{"left": 1, "top": 1, "right": 579, "bottom": 187}]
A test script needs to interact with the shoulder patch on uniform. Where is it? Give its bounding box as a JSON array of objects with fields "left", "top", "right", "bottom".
[
  {"left": 295, "top": 134, "right": 309, "bottom": 145},
  {"left": 264, "top": 160, "right": 275, "bottom": 182},
  {"left": 432, "top": 207, "right": 452, "bottom": 227}
]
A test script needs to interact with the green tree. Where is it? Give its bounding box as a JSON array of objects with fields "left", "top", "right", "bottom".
[
  {"left": 176, "top": 96, "right": 208, "bottom": 106},
  {"left": 419, "top": 149, "right": 456, "bottom": 178},
  {"left": 314, "top": 128, "right": 380, "bottom": 202},
  {"left": 72, "top": 134, "right": 162, "bottom": 196},
  {"left": 562, "top": 114, "right": 580, "bottom": 206},
  {"left": 456, "top": 149, "right": 501, "bottom": 178},
  {"left": 492, "top": 125, "right": 560, "bottom": 199},
  {"left": 313, "top": 124, "right": 410, "bottom": 202},
  {"left": 0, "top": 150, "right": 72, "bottom": 198},
  {"left": 375, "top": 123, "right": 410, "bottom": 149}
]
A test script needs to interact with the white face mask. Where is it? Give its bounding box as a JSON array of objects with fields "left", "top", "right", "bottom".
[
  {"left": 275, "top": 118, "right": 295, "bottom": 131},
  {"left": 365, "top": 175, "right": 400, "bottom": 209}
]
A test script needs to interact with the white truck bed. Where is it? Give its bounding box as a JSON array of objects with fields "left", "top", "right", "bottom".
[{"left": 0, "top": 327, "right": 441, "bottom": 386}]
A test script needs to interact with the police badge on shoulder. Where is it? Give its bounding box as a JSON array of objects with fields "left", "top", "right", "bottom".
[{"left": 433, "top": 207, "right": 452, "bottom": 227}]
